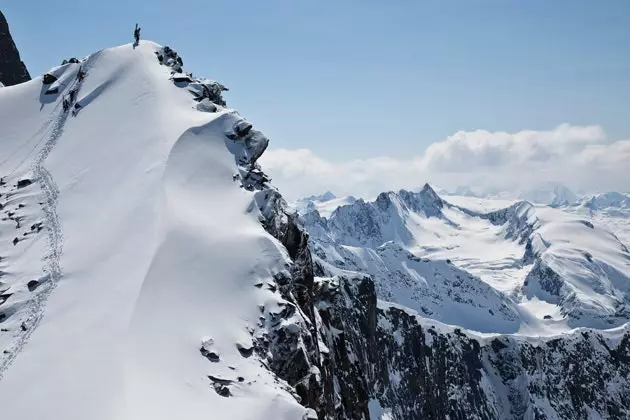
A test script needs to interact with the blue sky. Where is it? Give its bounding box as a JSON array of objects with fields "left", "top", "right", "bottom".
[{"left": 3, "top": 1, "right": 629, "bottom": 196}]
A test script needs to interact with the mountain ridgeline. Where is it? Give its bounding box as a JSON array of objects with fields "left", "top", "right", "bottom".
[{"left": 0, "top": 29, "right": 629, "bottom": 419}]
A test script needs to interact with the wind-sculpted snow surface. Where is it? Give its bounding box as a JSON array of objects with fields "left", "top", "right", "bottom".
[
  {"left": 324, "top": 184, "right": 449, "bottom": 249},
  {"left": 0, "top": 41, "right": 312, "bottom": 420}
]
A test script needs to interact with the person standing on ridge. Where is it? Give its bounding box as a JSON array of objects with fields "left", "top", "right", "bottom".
[{"left": 134, "top": 23, "right": 141, "bottom": 45}]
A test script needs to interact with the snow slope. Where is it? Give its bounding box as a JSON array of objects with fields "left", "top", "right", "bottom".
[
  {"left": 523, "top": 206, "right": 630, "bottom": 329},
  {"left": 0, "top": 41, "right": 308, "bottom": 420},
  {"left": 561, "top": 192, "right": 630, "bottom": 245}
]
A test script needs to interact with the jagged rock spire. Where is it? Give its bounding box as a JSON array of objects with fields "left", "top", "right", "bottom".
[{"left": 0, "top": 11, "right": 30, "bottom": 86}]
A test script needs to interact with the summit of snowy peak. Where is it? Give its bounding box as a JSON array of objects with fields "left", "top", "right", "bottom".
[
  {"left": 294, "top": 193, "right": 357, "bottom": 217},
  {"left": 519, "top": 182, "right": 578, "bottom": 206},
  {"left": 302, "top": 191, "right": 336, "bottom": 202},
  {"left": 417, "top": 183, "right": 444, "bottom": 207},
  {"left": 0, "top": 40, "right": 314, "bottom": 419},
  {"left": 583, "top": 191, "right": 630, "bottom": 211},
  {"left": 453, "top": 185, "right": 481, "bottom": 197},
  {"left": 419, "top": 182, "right": 438, "bottom": 196},
  {"left": 306, "top": 187, "right": 451, "bottom": 250}
]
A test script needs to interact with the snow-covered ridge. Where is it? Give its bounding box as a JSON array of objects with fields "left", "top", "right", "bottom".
[
  {"left": 582, "top": 191, "right": 630, "bottom": 211},
  {"left": 440, "top": 182, "right": 579, "bottom": 207},
  {"left": 0, "top": 41, "right": 317, "bottom": 419},
  {"left": 302, "top": 184, "right": 630, "bottom": 335},
  {"left": 293, "top": 191, "right": 357, "bottom": 218}
]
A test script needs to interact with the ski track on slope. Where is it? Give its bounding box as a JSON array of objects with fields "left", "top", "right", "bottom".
[{"left": 0, "top": 54, "right": 99, "bottom": 378}]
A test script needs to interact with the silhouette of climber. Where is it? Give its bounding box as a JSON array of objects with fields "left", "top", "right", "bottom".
[
  {"left": 63, "top": 98, "right": 70, "bottom": 112},
  {"left": 134, "top": 24, "right": 141, "bottom": 45},
  {"left": 77, "top": 68, "right": 85, "bottom": 81}
]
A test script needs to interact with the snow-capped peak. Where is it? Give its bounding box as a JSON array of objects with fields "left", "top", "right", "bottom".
[
  {"left": 518, "top": 182, "right": 578, "bottom": 206},
  {"left": 302, "top": 191, "right": 336, "bottom": 203},
  {"left": 583, "top": 191, "right": 630, "bottom": 210}
]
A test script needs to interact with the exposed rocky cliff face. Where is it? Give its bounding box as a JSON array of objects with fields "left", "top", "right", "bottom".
[
  {"left": 314, "top": 275, "right": 630, "bottom": 419},
  {"left": 0, "top": 12, "right": 30, "bottom": 86},
  {"left": 244, "top": 174, "right": 630, "bottom": 419},
  {"left": 248, "top": 191, "right": 630, "bottom": 419}
]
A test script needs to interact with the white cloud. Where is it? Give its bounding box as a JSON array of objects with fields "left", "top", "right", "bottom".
[{"left": 259, "top": 124, "right": 629, "bottom": 200}]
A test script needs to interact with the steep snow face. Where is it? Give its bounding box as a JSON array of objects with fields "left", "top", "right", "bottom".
[
  {"left": 0, "top": 42, "right": 307, "bottom": 420},
  {"left": 303, "top": 186, "right": 630, "bottom": 335},
  {"left": 324, "top": 185, "right": 447, "bottom": 249}
]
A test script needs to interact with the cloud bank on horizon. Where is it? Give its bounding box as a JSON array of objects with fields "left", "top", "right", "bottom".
[{"left": 260, "top": 124, "right": 630, "bottom": 200}]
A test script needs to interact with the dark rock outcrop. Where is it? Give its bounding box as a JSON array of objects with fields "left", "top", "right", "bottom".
[
  {"left": 315, "top": 275, "right": 630, "bottom": 419},
  {"left": 0, "top": 12, "right": 30, "bottom": 86}
]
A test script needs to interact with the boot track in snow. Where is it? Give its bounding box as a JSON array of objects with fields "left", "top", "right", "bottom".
[{"left": 0, "top": 57, "right": 96, "bottom": 377}]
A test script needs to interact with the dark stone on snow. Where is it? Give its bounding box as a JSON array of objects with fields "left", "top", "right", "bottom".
[
  {"left": 27, "top": 280, "right": 40, "bottom": 292},
  {"left": 236, "top": 343, "right": 254, "bottom": 358},
  {"left": 208, "top": 374, "right": 232, "bottom": 385},
  {"left": 42, "top": 73, "right": 57, "bottom": 85},
  {"left": 31, "top": 222, "right": 43, "bottom": 232},
  {"left": 234, "top": 120, "right": 253, "bottom": 137},
  {"left": 213, "top": 384, "right": 231, "bottom": 397},
  {"left": 16, "top": 178, "right": 32, "bottom": 189},
  {"left": 0, "top": 292, "right": 12, "bottom": 305},
  {"left": 580, "top": 220, "right": 594, "bottom": 229},
  {"left": 200, "top": 347, "right": 220, "bottom": 362},
  {"left": 208, "top": 374, "right": 232, "bottom": 397},
  {"left": 61, "top": 57, "right": 80, "bottom": 65}
]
